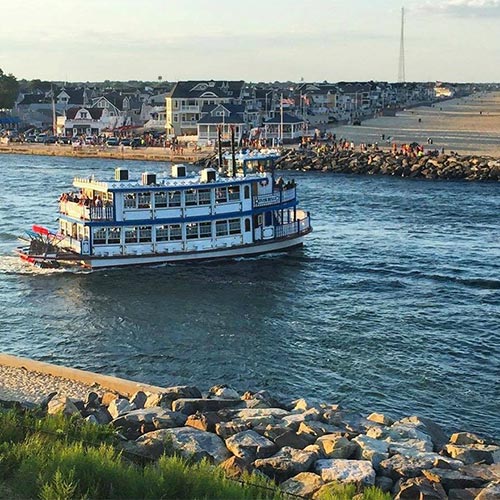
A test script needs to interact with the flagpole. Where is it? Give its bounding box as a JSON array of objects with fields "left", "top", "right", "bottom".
[{"left": 280, "top": 93, "right": 284, "bottom": 145}]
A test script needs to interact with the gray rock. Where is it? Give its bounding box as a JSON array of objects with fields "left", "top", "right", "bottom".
[
  {"left": 208, "top": 384, "right": 240, "bottom": 400},
  {"left": 254, "top": 446, "right": 319, "bottom": 482},
  {"left": 108, "top": 398, "right": 136, "bottom": 419},
  {"left": 111, "top": 407, "right": 185, "bottom": 431},
  {"left": 314, "top": 459, "right": 375, "bottom": 485},
  {"left": 219, "top": 455, "right": 254, "bottom": 479},
  {"left": 398, "top": 416, "right": 449, "bottom": 451},
  {"left": 476, "top": 482, "right": 500, "bottom": 500},
  {"left": 316, "top": 435, "right": 357, "bottom": 459},
  {"left": 87, "top": 406, "right": 112, "bottom": 425},
  {"left": 444, "top": 443, "right": 499, "bottom": 465},
  {"left": 367, "top": 412, "right": 394, "bottom": 426},
  {"left": 225, "top": 430, "right": 277, "bottom": 463},
  {"left": 282, "top": 409, "right": 321, "bottom": 430},
  {"left": 215, "top": 421, "right": 249, "bottom": 440},
  {"left": 375, "top": 475, "right": 393, "bottom": 493},
  {"left": 129, "top": 391, "right": 148, "bottom": 409},
  {"left": 136, "top": 427, "right": 230, "bottom": 464},
  {"left": 298, "top": 421, "right": 342, "bottom": 439},
  {"left": 280, "top": 472, "right": 324, "bottom": 498},
  {"left": 185, "top": 412, "right": 221, "bottom": 433},
  {"left": 47, "top": 396, "right": 81, "bottom": 417},
  {"left": 449, "top": 432, "right": 485, "bottom": 445},
  {"left": 85, "top": 414, "right": 99, "bottom": 425},
  {"left": 422, "top": 468, "right": 488, "bottom": 492},
  {"left": 172, "top": 398, "right": 243, "bottom": 415},
  {"left": 395, "top": 477, "right": 447, "bottom": 500},
  {"left": 352, "top": 434, "right": 389, "bottom": 469},
  {"left": 379, "top": 453, "right": 440, "bottom": 480},
  {"left": 448, "top": 488, "right": 482, "bottom": 500},
  {"left": 264, "top": 425, "right": 314, "bottom": 449}
]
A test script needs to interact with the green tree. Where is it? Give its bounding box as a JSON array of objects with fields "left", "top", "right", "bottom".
[
  {"left": 0, "top": 68, "right": 20, "bottom": 109},
  {"left": 27, "top": 78, "right": 52, "bottom": 93}
]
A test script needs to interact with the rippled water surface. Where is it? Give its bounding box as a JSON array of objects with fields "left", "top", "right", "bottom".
[{"left": 0, "top": 154, "right": 499, "bottom": 436}]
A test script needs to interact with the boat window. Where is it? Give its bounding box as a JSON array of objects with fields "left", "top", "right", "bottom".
[
  {"left": 199, "top": 222, "right": 212, "bottom": 238},
  {"left": 108, "top": 227, "right": 121, "bottom": 244},
  {"left": 155, "top": 192, "right": 168, "bottom": 208},
  {"left": 139, "top": 226, "right": 152, "bottom": 243},
  {"left": 186, "top": 223, "right": 199, "bottom": 239},
  {"left": 198, "top": 189, "right": 211, "bottom": 205},
  {"left": 124, "top": 193, "right": 137, "bottom": 209},
  {"left": 185, "top": 189, "right": 198, "bottom": 206},
  {"left": 216, "top": 187, "right": 228, "bottom": 203},
  {"left": 125, "top": 227, "right": 137, "bottom": 243},
  {"left": 244, "top": 185, "right": 250, "bottom": 199},
  {"left": 229, "top": 219, "right": 241, "bottom": 235},
  {"left": 93, "top": 228, "right": 106, "bottom": 245},
  {"left": 138, "top": 192, "right": 151, "bottom": 209},
  {"left": 169, "top": 191, "right": 181, "bottom": 207},
  {"left": 245, "top": 219, "right": 251, "bottom": 232},
  {"left": 156, "top": 225, "right": 169, "bottom": 241},
  {"left": 215, "top": 220, "right": 228, "bottom": 236},
  {"left": 228, "top": 186, "right": 240, "bottom": 201},
  {"left": 169, "top": 224, "right": 182, "bottom": 240}
]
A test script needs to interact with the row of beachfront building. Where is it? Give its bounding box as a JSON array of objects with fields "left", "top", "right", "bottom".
[{"left": 11, "top": 80, "right": 471, "bottom": 144}]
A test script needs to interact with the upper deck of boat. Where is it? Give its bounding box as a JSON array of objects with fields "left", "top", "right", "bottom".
[{"left": 73, "top": 170, "right": 268, "bottom": 193}]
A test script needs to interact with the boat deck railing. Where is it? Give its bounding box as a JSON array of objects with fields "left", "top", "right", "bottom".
[
  {"left": 275, "top": 211, "right": 311, "bottom": 239},
  {"left": 60, "top": 201, "right": 114, "bottom": 221}
]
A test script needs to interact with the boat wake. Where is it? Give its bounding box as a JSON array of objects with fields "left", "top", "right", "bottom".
[{"left": 0, "top": 255, "right": 80, "bottom": 276}]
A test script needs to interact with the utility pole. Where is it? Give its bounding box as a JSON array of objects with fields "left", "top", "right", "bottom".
[{"left": 398, "top": 7, "right": 406, "bottom": 83}]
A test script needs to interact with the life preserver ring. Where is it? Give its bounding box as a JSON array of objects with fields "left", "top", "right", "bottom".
[{"left": 260, "top": 178, "right": 269, "bottom": 187}]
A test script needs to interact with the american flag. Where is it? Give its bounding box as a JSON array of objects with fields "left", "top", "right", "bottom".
[{"left": 281, "top": 97, "right": 295, "bottom": 106}]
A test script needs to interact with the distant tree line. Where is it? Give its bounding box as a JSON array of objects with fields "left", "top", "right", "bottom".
[{"left": 0, "top": 68, "right": 20, "bottom": 109}]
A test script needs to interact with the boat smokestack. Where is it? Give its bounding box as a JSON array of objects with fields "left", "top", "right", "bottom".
[{"left": 217, "top": 126, "right": 223, "bottom": 172}]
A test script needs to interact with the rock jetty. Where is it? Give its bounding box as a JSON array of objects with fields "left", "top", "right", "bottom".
[
  {"left": 275, "top": 149, "right": 500, "bottom": 181},
  {"left": 3, "top": 384, "right": 498, "bottom": 499}
]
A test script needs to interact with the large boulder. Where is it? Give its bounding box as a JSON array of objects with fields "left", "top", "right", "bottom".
[
  {"left": 281, "top": 409, "right": 321, "bottom": 431},
  {"left": 352, "top": 434, "right": 389, "bottom": 469},
  {"left": 172, "top": 398, "right": 243, "bottom": 415},
  {"left": 185, "top": 411, "right": 222, "bottom": 433},
  {"left": 136, "top": 427, "right": 230, "bottom": 464},
  {"left": 476, "top": 482, "right": 500, "bottom": 500},
  {"left": 314, "top": 459, "right": 375, "bottom": 485},
  {"left": 422, "top": 468, "right": 488, "bottom": 492},
  {"left": 108, "top": 398, "right": 136, "bottom": 419},
  {"left": 111, "top": 407, "right": 186, "bottom": 431},
  {"left": 367, "top": 412, "right": 394, "bottom": 426},
  {"left": 449, "top": 432, "right": 485, "bottom": 445},
  {"left": 144, "top": 386, "right": 202, "bottom": 409},
  {"left": 47, "top": 396, "right": 81, "bottom": 417},
  {"left": 225, "top": 430, "right": 277, "bottom": 463},
  {"left": 398, "top": 416, "right": 449, "bottom": 452},
  {"left": 316, "top": 435, "right": 357, "bottom": 459},
  {"left": 395, "top": 477, "right": 447, "bottom": 500},
  {"left": 264, "top": 425, "right": 313, "bottom": 449},
  {"left": 215, "top": 421, "right": 249, "bottom": 439},
  {"left": 379, "top": 453, "right": 442, "bottom": 481},
  {"left": 444, "top": 443, "right": 500, "bottom": 465},
  {"left": 225, "top": 408, "right": 289, "bottom": 427},
  {"left": 208, "top": 384, "right": 240, "bottom": 400},
  {"left": 219, "top": 456, "right": 254, "bottom": 478},
  {"left": 280, "top": 472, "right": 324, "bottom": 498},
  {"left": 254, "top": 446, "right": 319, "bottom": 482},
  {"left": 298, "top": 421, "right": 342, "bottom": 440}
]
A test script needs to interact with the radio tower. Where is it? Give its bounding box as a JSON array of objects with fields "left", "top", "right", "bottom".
[{"left": 398, "top": 7, "right": 406, "bottom": 82}]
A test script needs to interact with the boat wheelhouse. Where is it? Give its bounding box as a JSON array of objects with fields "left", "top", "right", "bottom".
[{"left": 18, "top": 151, "right": 312, "bottom": 268}]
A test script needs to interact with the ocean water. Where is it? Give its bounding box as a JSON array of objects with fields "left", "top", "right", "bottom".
[{"left": 0, "top": 154, "right": 499, "bottom": 437}]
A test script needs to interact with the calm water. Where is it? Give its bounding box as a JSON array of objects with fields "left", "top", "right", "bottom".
[{"left": 0, "top": 154, "right": 499, "bottom": 437}]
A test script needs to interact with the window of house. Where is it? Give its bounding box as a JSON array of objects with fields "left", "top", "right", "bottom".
[
  {"left": 169, "top": 191, "right": 181, "bottom": 207},
  {"left": 170, "top": 224, "right": 182, "bottom": 240},
  {"left": 216, "top": 220, "right": 228, "bottom": 237},
  {"left": 125, "top": 227, "right": 137, "bottom": 243},
  {"left": 108, "top": 227, "right": 121, "bottom": 244},
  {"left": 198, "top": 189, "right": 211, "bottom": 205},
  {"left": 155, "top": 192, "right": 168, "bottom": 208},
  {"left": 216, "top": 187, "right": 228, "bottom": 203},
  {"left": 229, "top": 219, "right": 241, "bottom": 235},
  {"left": 93, "top": 228, "right": 106, "bottom": 245},
  {"left": 156, "top": 225, "right": 169, "bottom": 242},
  {"left": 124, "top": 193, "right": 137, "bottom": 209},
  {"left": 173, "top": 115, "right": 178, "bottom": 122},
  {"left": 186, "top": 223, "right": 199, "bottom": 239},
  {"left": 199, "top": 222, "right": 212, "bottom": 238},
  {"left": 80, "top": 112, "right": 88, "bottom": 118},
  {"left": 228, "top": 185, "right": 240, "bottom": 201},
  {"left": 139, "top": 226, "right": 152, "bottom": 243},
  {"left": 185, "top": 189, "right": 197, "bottom": 206}
]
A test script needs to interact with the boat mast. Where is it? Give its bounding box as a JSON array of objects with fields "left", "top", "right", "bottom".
[{"left": 230, "top": 125, "right": 236, "bottom": 177}]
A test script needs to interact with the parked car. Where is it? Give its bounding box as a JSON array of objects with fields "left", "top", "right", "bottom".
[
  {"left": 43, "top": 136, "right": 58, "bottom": 144},
  {"left": 120, "top": 139, "right": 131, "bottom": 146},
  {"left": 130, "top": 137, "right": 143, "bottom": 148},
  {"left": 25, "top": 135, "right": 37, "bottom": 143},
  {"left": 35, "top": 134, "right": 48, "bottom": 143},
  {"left": 57, "top": 136, "right": 72, "bottom": 145},
  {"left": 106, "top": 137, "right": 120, "bottom": 146}
]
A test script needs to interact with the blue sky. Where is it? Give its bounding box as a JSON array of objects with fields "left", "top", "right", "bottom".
[{"left": 0, "top": 0, "right": 499, "bottom": 82}]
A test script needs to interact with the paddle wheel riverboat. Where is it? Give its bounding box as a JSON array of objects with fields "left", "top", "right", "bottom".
[{"left": 17, "top": 151, "right": 312, "bottom": 269}]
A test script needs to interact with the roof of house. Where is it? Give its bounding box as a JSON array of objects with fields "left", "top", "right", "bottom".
[
  {"left": 168, "top": 80, "right": 245, "bottom": 99},
  {"left": 200, "top": 103, "right": 246, "bottom": 115},
  {"left": 18, "top": 94, "right": 50, "bottom": 105},
  {"left": 66, "top": 107, "right": 104, "bottom": 120},
  {"left": 264, "top": 113, "right": 304, "bottom": 124},
  {"left": 92, "top": 93, "right": 126, "bottom": 111},
  {"left": 58, "top": 88, "right": 85, "bottom": 104}
]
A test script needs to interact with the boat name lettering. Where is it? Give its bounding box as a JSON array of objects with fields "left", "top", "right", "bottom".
[{"left": 254, "top": 194, "right": 280, "bottom": 207}]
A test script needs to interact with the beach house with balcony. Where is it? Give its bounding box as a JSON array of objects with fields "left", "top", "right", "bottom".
[{"left": 165, "top": 80, "right": 245, "bottom": 136}]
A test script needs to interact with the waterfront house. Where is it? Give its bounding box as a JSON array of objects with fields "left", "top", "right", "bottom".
[
  {"left": 197, "top": 103, "right": 246, "bottom": 145},
  {"left": 60, "top": 107, "right": 108, "bottom": 136},
  {"left": 263, "top": 113, "right": 305, "bottom": 143},
  {"left": 165, "top": 80, "right": 245, "bottom": 136}
]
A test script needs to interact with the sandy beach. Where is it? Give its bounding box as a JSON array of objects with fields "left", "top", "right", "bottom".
[{"left": 331, "top": 91, "right": 500, "bottom": 157}]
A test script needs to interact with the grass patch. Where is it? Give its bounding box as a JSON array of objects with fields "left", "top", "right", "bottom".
[{"left": 316, "top": 482, "right": 391, "bottom": 500}]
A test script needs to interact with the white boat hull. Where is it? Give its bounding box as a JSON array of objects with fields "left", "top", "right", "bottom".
[{"left": 67, "top": 234, "right": 307, "bottom": 269}]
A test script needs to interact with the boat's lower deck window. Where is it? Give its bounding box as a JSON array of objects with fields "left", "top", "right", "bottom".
[
  {"left": 229, "top": 219, "right": 241, "bottom": 235},
  {"left": 108, "top": 227, "right": 121, "bottom": 244},
  {"left": 93, "top": 228, "right": 107, "bottom": 245},
  {"left": 199, "top": 222, "right": 212, "bottom": 238},
  {"left": 139, "top": 226, "right": 152, "bottom": 242},
  {"left": 125, "top": 228, "right": 137, "bottom": 243}
]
